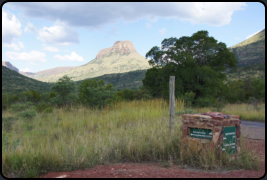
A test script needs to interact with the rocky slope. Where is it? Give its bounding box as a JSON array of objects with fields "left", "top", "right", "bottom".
[
  {"left": 2, "top": 61, "right": 19, "bottom": 73},
  {"left": 37, "top": 40, "right": 151, "bottom": 82}
]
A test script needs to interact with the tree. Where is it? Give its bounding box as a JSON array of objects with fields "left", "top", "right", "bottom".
[
  {"left": 50, "top": 75, "right": 77, "bottom": 107},
  {"left": 21, "top": 90, "right": 41, "bottom": 104},
  {"left": 78, "top": 78, "right": 116, "bottom": 108},
  {"left": 143, "top": 30, "right": 238, "bottom": 104}
]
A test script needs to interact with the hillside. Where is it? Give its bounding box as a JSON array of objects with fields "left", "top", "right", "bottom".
[
  {"left": 37, "top": 40, "right": 151, "bottom": 82},
  {"left": 2, "top": 66, "right": 53, "bottom": 93},
  {"left": 76, "top": 69, "right": 147, "bottom": 90},
  {"left": 229, "top": 29, "right": 265, "bottom": 67},
  {"left": 225, "top": 64, "right": 265, "bottom": 83},
  {"left": 2, "top": 61, "right": 19, "bottom": 73},
  {"left": 20, "top": 66, "right": 75, "bottom": 78}
]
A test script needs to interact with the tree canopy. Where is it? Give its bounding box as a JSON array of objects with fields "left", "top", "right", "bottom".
[
  {"left": 50, "top": 75, "right": 77, "bottom": 107},
  {"left": 143, "top": 30, "right": 238, "bottom": 102},
  {"left": 78, "top": 78, "right": 116, "bottom": 108}
]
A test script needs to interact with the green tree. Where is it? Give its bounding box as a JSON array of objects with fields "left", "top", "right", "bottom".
[
  {"left": 50, "top": 75, "right": 77, "bottom": 107},
  {"left": 143, "top": 30, "right": 237, "bottom": 104},
  {"left": 21, "top": 90, "right": 41, "bottom": 104},
  {"left": 78, "top": 78, "right": 116, "bottom": 108}
]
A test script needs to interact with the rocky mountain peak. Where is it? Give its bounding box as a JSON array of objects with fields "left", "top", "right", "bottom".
[
  {"left": 96, "top": 40, "right": 137, "bottom": 59},
  {"left": 2, "top": 61, "right": 19, "bottom": 73}
]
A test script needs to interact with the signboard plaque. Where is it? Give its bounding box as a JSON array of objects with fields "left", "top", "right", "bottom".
[
  {"left": 190, "top": 128, "right": 212, "bottom": 139},
  {"left": 222, "top": 126, "right": 236, "bottom": 154}
]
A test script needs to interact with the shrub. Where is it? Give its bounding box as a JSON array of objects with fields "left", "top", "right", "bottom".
[
  {"left": 44, "top": 107, "right": 53, "bottom": 113},
  {"left": 2, "top": 136, "right": 20, "bottom": 151},
  {"left": 16, "top": 109, "right": 36, "bottom": 120},
  {"left": 194, "top": 97, "right": 213, "bottom": 108},
  {"left": 10, "top": 102, "right": 34, "bottom": 113},
  {"left": 35, "top": 102, "right": 50, "bottom": 113},
  {"left": 2, "top": 117, "right": 18, "bottom": 131}
]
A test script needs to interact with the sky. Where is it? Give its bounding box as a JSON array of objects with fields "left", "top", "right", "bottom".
[{"left": 2, "top": 2, "right": 265, "bottom": 73}]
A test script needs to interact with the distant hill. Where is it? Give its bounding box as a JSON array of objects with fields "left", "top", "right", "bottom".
[
  {"left": 37, "top": 40, "right": 151, "bottom": 82},
  {"left": 76, "top": 69, "right": 147, "bottom": 90},
  {"left": 229, "top": 29, "right": 265, "bottom": 67},
  {"left": 2, "top": 61, "right": 19, "bottom": 73},
  {"left": 20, "top": 66, "right": 75, "bottom": 78},
  {"left": 2, "top": 66, "right": 53, "bottom": 93}
]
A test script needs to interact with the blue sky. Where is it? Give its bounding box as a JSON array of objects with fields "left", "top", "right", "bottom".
[{"left": 2, "top": 2, "right": 265, "bottom": 73}]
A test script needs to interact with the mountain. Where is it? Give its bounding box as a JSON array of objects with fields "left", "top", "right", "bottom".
[
  {"left": 229, "top": 29, "right": 265, "bottom": 67},
  {"left": 2, "top": 61, "right": 19, "bottom": 73},
  {"left": 2, "top": 66, "right": 53, "bottom": 93},
  {"left": 20, "top": 66, "right": 75, "bottom": 78},
  {"left": 37, "top": 40, "right": 151, "bottom": 82}
]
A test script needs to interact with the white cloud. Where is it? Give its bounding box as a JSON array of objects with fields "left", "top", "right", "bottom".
[
  {"left": 235, "top": 37, "right": 239, "bottom": 40},
  {"left": 246, "top": 30, "right": 262, "bottom": 39},
  {"left": 6, "top": 50, "right": 46, "bottom": 62},
  {"left": 54, "top": 52, "right": 84, "bottom": 62},
  {"left": 2, "top": 10, "right": 22, "bottom": 43},
  {"left": 42, "top": 44, "right": 60, "bottom": 52},
  {"left": 3, "top": 41, "right": 24, "bottom": 51},
  {"left": 21, "top": 67, "right": 32, "bottom": 72},
  {"left": 24, "top": 22, "right": 38, "bottom": 33},
  {"left": 159, "top": 28, "right": 167, "bottom": 35},
  {"left": 6, "top": 2, "right": 247, "bottom": 27},
  {"left": 146, "top": 22, "right": 152, "bottom": 28},
  {"left": 37, "top": 22, "right": 79, "bottom": 45}
]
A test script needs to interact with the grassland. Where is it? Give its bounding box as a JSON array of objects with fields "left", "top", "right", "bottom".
[
  {"left": 2, "top": 100, "right": 262, "bottom": 177},
  {"left": 193, "top": 103, "right": 265, "bottom": 122}
]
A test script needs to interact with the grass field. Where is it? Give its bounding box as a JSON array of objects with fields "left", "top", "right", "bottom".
[
  {"left": 193, "top": 103, "right": 265, "bottom": 122},
  {"left": 2, "top": 99, "right": 262, "bottom": 177}
]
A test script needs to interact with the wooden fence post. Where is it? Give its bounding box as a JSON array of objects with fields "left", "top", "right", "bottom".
[{"left": 169, "top": 76, "right": 175, "bottom": 133}]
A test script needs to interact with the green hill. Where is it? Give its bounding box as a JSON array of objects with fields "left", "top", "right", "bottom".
[
  {"left": 229, "top": 29, "right": 265, "bottom": 67},
  {"left": 2, "top": 66, "right": 53, "bottom": 93},
  {"left": 76, "top": 69, "right": 147, "bottom": 90},
  {"left": 225, "top": 64, "right": 265, "bottom": 83}
]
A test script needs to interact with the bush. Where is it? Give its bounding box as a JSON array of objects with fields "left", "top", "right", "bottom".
[
  {"left": 16, "top": 109, "right": 36, "bottom": 120},
  {"left": 35, "top": 102, "right": 50, "bottom": 113},
  {"left": 2, "top": 117, "right": 18, "bottom": 131},
  {"left": 10, "top": 102, "right": 34, "bottom": 113},
  {"left": 194, "top": 97, "right": 213, "bottom": 108},
  {"left": 44, "top": 107, "right": 53, "bottom": 113}
]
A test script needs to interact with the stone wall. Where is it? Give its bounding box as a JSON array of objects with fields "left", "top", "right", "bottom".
[{"left": 181, "top": 112, "right": 241, "bottom": 157}]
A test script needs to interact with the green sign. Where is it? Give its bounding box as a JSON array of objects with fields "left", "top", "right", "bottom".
[
  {"left": 190, "top": 128, "right": 212, "bottom": 139},
  {"left": 222, "top": 126, "right": 236, "bottom": 154}
]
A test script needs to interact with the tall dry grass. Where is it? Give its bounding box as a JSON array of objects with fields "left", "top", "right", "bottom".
[
  {"left": 194, "top": 103, "right": 265, "bottom": 122},
  {"left": 2, "top": 99, "right": 260, "bottom": 177}
]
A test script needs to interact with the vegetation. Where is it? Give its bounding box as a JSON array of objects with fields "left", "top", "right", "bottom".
[
  {"left": 76, "top": 69, "right": 147, "bottom": 90},
  {"left": 2, "top": 99, "right": 261, "bottom": 178},
  {"left": 226, "top": 64, "right": 265, "bottom": 83},
  {"left": 2, "top": 30, "right": 265, "bottom": 178},
  {"left": 2, "top": 66, "right": 53, "bottom": 93},
  {"left": 78, "top": 78, "right": 116, "bottom": 108},
  {"left": 229, "top": 29, "right": 265, "bottom": 68},
  {"left": 50, "top": 76, "right": 78, "bottom": 107},
  {"left": 143, "top": 30, "right": 237, "bottom": 104},
  {"left": 193, "top": 103, "right": 265, "bottom": 122}
]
